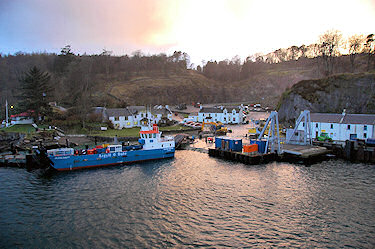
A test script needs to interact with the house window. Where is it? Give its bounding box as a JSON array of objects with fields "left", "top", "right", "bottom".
[
  {"left": 302, "top": 122, "right": 305, "bottom": 127},
  {"left": 127, "top": 122, "right": 130, "bottom": 125},
  {"left": 316, "top": 123, "right": 318, "bottom": 128},
  {"left": 331, "top": 124, "right": 333, "bottom": 129},
  {"left": 347, "top": 125, "right": 350, "bottom": 130},
  {"left": 153, "top": 134, "right": 156, "bottom": 138},
  {"left": 364, "top": 133, "right": 367, "bottom": 138},
  {"left": 364, "top": 125, "right": 367, "bottom": 131},
  {"left": 233, "top": 118, "right": 235, "bottom": 121},
  {"left": 134, "top": 121, "right": 138, "bottom": 125},
  {"left": 114, "top": 117, "right": 119, "bottom": 121}
]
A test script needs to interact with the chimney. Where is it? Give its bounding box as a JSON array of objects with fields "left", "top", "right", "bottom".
[{"left": 339, "top": 109, "right": 346, "bottom": 123}]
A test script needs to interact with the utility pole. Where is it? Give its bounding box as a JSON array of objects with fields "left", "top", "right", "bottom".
[{"left": 5, "top": 99, "right": 9, "bottom": 127}]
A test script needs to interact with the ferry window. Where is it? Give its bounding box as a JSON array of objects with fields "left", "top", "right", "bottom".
[
  {"left": 331, "top": 124, "right": 333, "bottom": 129},
  {"left": 110, "top": 147, "right": 115, "bottom": 152},
  {"left": 347, "top": 125, "right": 350, "bottom": 130},
  {"left": 162, "top": 144, "right": 164, "bottom": 147},
  {"left": 364, "top": 133, "right": 367, "bottom": 138},
  {"left": 364, "top": 125, "right": 367, "bottom": 131}
]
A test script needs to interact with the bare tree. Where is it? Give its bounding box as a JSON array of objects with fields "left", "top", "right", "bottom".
[
  {"left": 364, "top": 34, "right": 374, "bottom": 71},
  {"left": 101, "top": 49, "right": 113, "bottom": 79},
  {"left": 319, "top": 30, "right": 343, "bottom": 75},
  {"left": 347, "top": 34, "right": 365, "bottom": 72}
]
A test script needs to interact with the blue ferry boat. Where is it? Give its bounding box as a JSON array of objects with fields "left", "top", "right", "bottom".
[{"left": 46, "top": 124, "right": 175, "bottom": 171}]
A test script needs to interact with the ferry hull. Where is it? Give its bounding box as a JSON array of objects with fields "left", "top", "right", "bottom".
[{"left": 49, "top": 148, "right": 175, "bottom": 171}]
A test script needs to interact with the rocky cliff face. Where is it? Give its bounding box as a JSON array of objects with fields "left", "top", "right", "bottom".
[{"left": 277, "top": 73, "right": 375, "bottom": 123}]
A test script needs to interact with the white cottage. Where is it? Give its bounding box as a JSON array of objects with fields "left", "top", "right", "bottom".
[
  {"left": 10, "top": 111, "right": 35, "bottom": 125},
  {"left": 197, "top": 106, "right": 244, "bottom": 124},
  {"left": 297, "top": 112, "right": 375, "bottom": 141},
  {"left": 106, "top": 106, "right": 173, "bottom": 129}
]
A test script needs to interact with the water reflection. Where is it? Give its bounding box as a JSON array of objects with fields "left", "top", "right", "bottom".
[{"left": 0, "top": 152, "right": 374, "bottom": 248}]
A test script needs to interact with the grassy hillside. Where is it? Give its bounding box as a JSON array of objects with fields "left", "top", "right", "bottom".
[
  {"left": 1, "top": 52, "right": 371, "bottom": 113},
  {"left": 101, "top": 67, "right": 316, "bottom": 108}
]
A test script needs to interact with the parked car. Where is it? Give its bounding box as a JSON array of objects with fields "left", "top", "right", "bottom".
[{"left": 317, "top": 132, "right": 332, "bottom": 142}]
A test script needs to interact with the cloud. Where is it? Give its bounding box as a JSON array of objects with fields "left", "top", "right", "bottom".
[
  {"left": 1, "top": 0, "right": 374, "bottom": 64},
  {"left": 0, "top": 0, "right": 179, "bottom": 54}
]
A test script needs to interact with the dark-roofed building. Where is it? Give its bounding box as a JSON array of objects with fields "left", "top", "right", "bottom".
[
  {"left": 297, "top": 112, "right": 375, "bottom": 141},
  {"left": 105, "top": 105, "right": 173, "bottom": 129}
]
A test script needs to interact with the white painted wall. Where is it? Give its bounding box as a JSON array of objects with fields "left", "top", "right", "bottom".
[
  {"left": 11, "top": 117, "right": 34, "bottom": 125},
  {"left": 298, "top": 121, "right": 374, "bottom": 141},
  {"left": 197, "top": 108, "right": 243, "bottom": 124},
  {"left": 109, "top": 109, "right": 172, "bottom": 129}
]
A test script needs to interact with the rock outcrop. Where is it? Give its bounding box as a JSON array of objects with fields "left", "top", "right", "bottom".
[{"left": 277, "top": 73, "right": 375, "bottom": 124}]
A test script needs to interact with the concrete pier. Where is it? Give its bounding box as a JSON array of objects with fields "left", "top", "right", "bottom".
[{"left": 281, "top": 144, "right": 329, "bottom": 158}]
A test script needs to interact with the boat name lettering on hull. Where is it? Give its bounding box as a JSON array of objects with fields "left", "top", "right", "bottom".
[{"left": 99, "top": 152, "right": 127, "bottom": 159}]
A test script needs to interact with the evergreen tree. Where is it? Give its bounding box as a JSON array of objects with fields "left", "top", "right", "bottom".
[{"left": 19, "top": 66, "right": 52, "bottom": 123}]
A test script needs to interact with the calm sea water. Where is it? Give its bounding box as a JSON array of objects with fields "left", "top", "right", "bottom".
[{"left": 1, "top": 151, "right": 375, "bottom": 248}]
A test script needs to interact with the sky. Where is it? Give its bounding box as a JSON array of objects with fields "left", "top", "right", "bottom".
[{"left": 0, "top": 0, "right": 374, "bottom": 65}]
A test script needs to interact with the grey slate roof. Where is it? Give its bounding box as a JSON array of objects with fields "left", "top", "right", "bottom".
[
  {"left": 311, "top": 113, "right": 375, "bottom": 125},
  {"left": 225, "top": 107, "right": 240, "bottom": 112},
  {"left": 127, "top": 106, "right": 146, "bottom": 114},
  {"left": 106, "top": 108, "right": 132, "bottom": 117},
  {"left": 342, "top": 114, "right": 375, "bottom": 125},
  {"left": 199, "top": 107, "right": 223, "bottom": 113},
  {"left": 310, "top": 113, "right": 343, "bottom": 123},
  {"left": 152, "top": 108, "right": 171, "bottom": 115}
]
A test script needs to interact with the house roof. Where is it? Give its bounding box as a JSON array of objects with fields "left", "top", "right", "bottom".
[
  {"left": 225, "top": 107, "right": 240, "bottom": 112},
  {"left": 105, "top": 108, "right": 132, "bottom": 117},
  {"left": 342, "top": 114, "right": 375, "bottom": 125},
  {"left": 152, "top": 108, "right": 171, "bottom": 115},
  {"left": 199, "top": 107, "right": 223, "bottom": 113},
  {"left": 10, "top": 110, "right": 34, "bottom": 118},
  {"left": 127, "top": 106, "right": 146, "bottom": 114},
  {"left": 311, "top": 113, "right": 375, "bottom": 125},
  {"left": 310, "top": 113, "right": 343, "bottom": 123}
]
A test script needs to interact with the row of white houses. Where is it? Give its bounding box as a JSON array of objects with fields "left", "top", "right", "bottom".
[
  {"left": 297, "top": 112, "right": 375, "bottom": 141},
  {"left": 102, "top": 106, "right": 173, "bottom": 129},
  {"left": 186, "top": 106, "right": 245, "bottom": 124}
]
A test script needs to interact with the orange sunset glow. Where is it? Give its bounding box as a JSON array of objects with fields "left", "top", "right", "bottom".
[{"left": 1, "top": 0, "right": 374, "bottom": 64}]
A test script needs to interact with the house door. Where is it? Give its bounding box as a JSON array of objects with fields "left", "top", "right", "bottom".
[
  {"left": 316, "top": 131, "right": 319, "bottom": 138},
  {"left": 350, "top": 134, "right": 357, "bottom": 140}
]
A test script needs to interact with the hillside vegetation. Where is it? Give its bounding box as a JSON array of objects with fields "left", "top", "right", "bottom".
[
  {"left": 277, "top": 72, "right": 375, "bottom": 124},
  {"left": 1, "top": 30, "right": 374, "bottom": 119}
]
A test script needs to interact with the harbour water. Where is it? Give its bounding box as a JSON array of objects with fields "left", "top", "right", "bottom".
[{"left": 1, "top": 151, "right": 374, "bottom": 248}]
